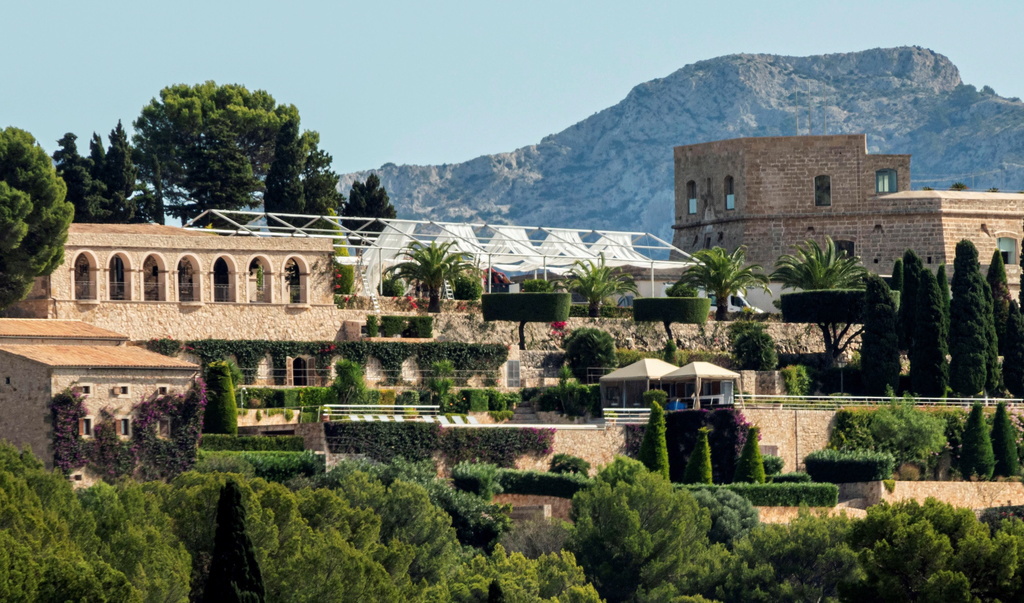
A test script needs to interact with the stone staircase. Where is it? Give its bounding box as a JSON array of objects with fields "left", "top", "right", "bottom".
[{"left": 509, "top": 400, "right": 540, "bottom": 424}]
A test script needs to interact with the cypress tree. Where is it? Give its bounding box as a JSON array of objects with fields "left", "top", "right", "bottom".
[
  {"left": 987, "top": 249, "right": 1012, "bottom": 355},
  {"left": 203, "top": 361, "right": 238, "bottom": 434},
  {"left": 1004, "top": 302, "right": 1024, "bottom": 398},
  {"left": 890, "top": 258, "right": 904, "bottom": 292},
  {"left": 638, "top": 403, "right": 670, "bottom": 479},
  {"left": 733, "top": 426, "right": 766, "bottom": 483},
  {"left": 343, "top": 174, "right": 396, "bottom": 233},
  {"left": 936, "top": 263, "right": 951, "bottom": 333},
  {"left": 52, "top": 133, "right": 100, "bottom": 222},
  {"left": 991, "top": 402, "right": 1019, "bottom": 478},
  {"left": 861, "top": 275, "right": 901, "bottom": 395},
  {"left": 898, "top": 250, "right": 923, "bottom": 350},
  {"left": 683, "top": 427, "right": 714, "bottom": 484},
  {"left": 264, "top": 118, "right": 305, "bottom": 215},
  {"left": 960, "top": 403, "right": 995, "bottom": 480},
  {"left": 984, "top": 283, "right": 1003, "bottom": 394},
  {"left": 99, "top": 121, "right": 138, "bottom": 223},
  {"left": 950, "top": 240, "right": 989, "bottom": 396},
  {"left": 910, "top": 269, "right": 949, "bottom": 397},
  {"left": 204, "top": 481, "right": 265, "bottom": 602}
]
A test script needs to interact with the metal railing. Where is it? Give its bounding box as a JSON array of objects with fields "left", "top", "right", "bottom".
[
  {"left": 321, "top": 404, "right": 440, "bottom": 422},
  {"left": 213, "top": 283, "right": 233, "bottom": 302},
  {"left": 603, "top": 408, "right": 651, "bottom": 425},
  {"left": 74, "top": 280, "right": 96, "bottom": 300},
  {"left": 736, "top": 394, "right": 1024, "bottom": 410},
  {"left": 250, "top": 285, "right": 270, "bottom": 303},
  {"left": 237, "top": 367, "right": 500, "bottom": 388},
  {"left": 109, "top": 281, "right": 127, "bottom": 300},
  {"left": 143, "top": 283, "right": 163, "bottom": 301},
  {"left": 288, "top": 284, "right": 304, "bottom": 304},
  {"left": 178, "top": 283, "right": 196, "bottom": 302}
]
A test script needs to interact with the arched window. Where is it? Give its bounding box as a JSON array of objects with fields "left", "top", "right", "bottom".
[
  {"left": 724, "top": 176, "right": 735, "bottom": 210},
  {"left": 284, "top": 258, "right": 306, "bottom": 304},
  {"left": 109, "top": 255, "right": 129, "bottom": 300},
  {"left": 814, "top": 175, "right": 832, "bottom": 207},
  {"left": 875, "top": 169, "right": 898, "bottom": 193},
  {"left": 143, "top": 255, "right": 164, "bottom": 301},
  {"left": 177, "top": 258, "right": 198, "bottom": 302},
  {"left": 293, "top": 357, "right": 308, "bottom": 387},
  {"left": 248, "top": 258, "right": 271, "bottom": 303},
  {"left": 74, "top": 254, "right": 96, "bottom": 300},
  {"left": 213, "top": 258, "right": 233, "bottom": 302},
  {"left": 686, "top": 180, "right": 698, "bottom": 214}
]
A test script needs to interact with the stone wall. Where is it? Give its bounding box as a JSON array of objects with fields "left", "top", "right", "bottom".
[
  {"left": 756, "top": 506, "right": 866, "bottom": 523},
  {"left": 0, "top": 356, "right": 55, "bottom": 467},
  {"left": 839, "top": 480, "right": 1024, "bottom": 510},
  {"left": 741, "top": 408, "right": 836, "bottom": 472},
  {"left": 514, "top": 427, "right": 628, "bottom": 475},
  {"left": 493, "top": 493, "right": 573, "bottom": 522}
]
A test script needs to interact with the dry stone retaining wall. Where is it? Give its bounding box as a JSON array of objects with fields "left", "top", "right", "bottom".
[{"left": 742, "top": 408, "right": 837, "bottom": 472}]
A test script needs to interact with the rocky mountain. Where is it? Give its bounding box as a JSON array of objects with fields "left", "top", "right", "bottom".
[{"left": 339, "top": 47, "right": 1024, "bottom": 241}]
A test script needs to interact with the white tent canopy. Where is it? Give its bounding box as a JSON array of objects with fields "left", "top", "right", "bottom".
[
  {"left": 599, "top": 358, "right": 680, "bottom": 382},
  {"left": 185, "top": 210, "right": 696, "bottom": 294},
  {"left": 662, "top": 362, "right": 741, "bottom": 381}
]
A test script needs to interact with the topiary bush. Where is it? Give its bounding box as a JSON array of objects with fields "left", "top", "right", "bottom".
[
  {"left": 521, "top": 279, "right": 554, "bottom": 293},
  {"left": 549, "top": 453, "right": 591, "bottom": 475},
  {"left": 563, "top": 328, "right": 616, "bottom": 382},
  {"left": 683, "top": 428, "right": 714, "bottom": 484},
  {"left": 770, "top": 472, "right": 812, "bottom": 483},
  {"left": 365, "top": 315, "right": 379, "bottom": 337},
  {"left": 960, "top": 402, "right": 995, "bottom": 480},
  {"left": 379, "top": 315, "right": 407, "bottom": 337},
  {"left": 762, "top": 454, "right": 784, "bottom": 476},
  {"left": 731, "top": 324, "right": 778, "bottom": 371},
  {"left": 481, "top": 292, "right": 572, "bottom": 350},
  {"left": 633, "top": 297, "right": 710, "bottom": 338},
  {"left": 203, "top": 361, "right": 238, "bottom": 435},
  {"left": 663, "top": 409, "right": 751, "bottom": 484},
  {"left": 460, "top": 389, "right": 490, "bottom": 412},
  {"left": 804, "top": 449, "right": 896, "bottom": 483},
  {"left": 780, "top": 365, "right": 812, "bottom": 396},
  {"left": 734, "top": 426, "right": 766, "bottom": 483},
  {"left": 451, "top": 461, "right": 504, "bottom": 499},
  {"left": 638, "top": 403, "right": 670, "bottom": 479},
  {"left": 642, "top": 389, "right": 668, "bottom": 408},
  {"left": 453, "top": 273, "right": 483, "bottom": 301},
  {"left": 497, "top": 469, "right": 592, "bottom": 498},
  {"left": 404, "top": 316, "right": 434, "bottom": 338},
  {"left": 682, "top": 482, "right": 839, "bottom": 507}
]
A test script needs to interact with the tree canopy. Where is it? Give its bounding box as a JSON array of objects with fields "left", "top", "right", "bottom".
[
  {"left": 770, "top": 236, "right": 867, "bottom": 291},
  {"left": 562, "top": 254, "right": 639, "bottom": 318},
  {"left": 678, "top": 246, "right": 768, "bottom": 321},
  {"left": 343, "top": 173, "right": 396, "bottom": 233},
  {"left": 388, "top": 241, "right": 473, "bottom": 312}
]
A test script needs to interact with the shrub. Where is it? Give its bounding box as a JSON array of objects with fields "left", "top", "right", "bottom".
[
  {"left": 549, "top": 453, "right": 591, "bottom": 475},
  {"left": 404, "top": 316, "right": 434, "bottom": 338},
  {"left": 451, "top": 461, "right": 504, "bottom": 499},
  {"left": 689, "top": 487, "right": 759, "bottom": 546},
  {"left": 335, "top": 265, "right": 355, "bottom": 295},
  {"left": 438, "top": 427, "right": 555, "bottom": 467},
  {"left": 665, "top": 281, "right": 698, "bottom": 298},
  {"left": 804, "top": 449, "right": 896, "bottom": 483},
  {"left": 664, "top": 409, "right": 751, "bottom": 484},
  {"left": 780, "top": 290, "right": 865, "bottom": 325},
  {"left": 867, "top": 401, "right": 946, "bottom": 466},
  {"left": 497, "top": 469, "right": 592, "bottom": 498},
  {"left": 770, "top": 472, "right": 812, "bottom": 483},
  {"left": 683, "top": 428, "right": 714, "bottom": 484},
  {"left": 203, "top": 361, "right": 238, "bottom": 435},
  {"left": 380, "top": 276, "right": 404, "bottom": 297},
  {"left": 332, "top": 359, "right": 366, "bottom": 404},
  {"left": 960, "top": 402, "right": 995, "bottom": 480},
  {"left": 453, "top": 273, "right": 483, "bottom": 300},
  {"left": 638, "top": 403, "right": 670, "bottom": 479},
  {"left": 780, "top": 365, "right": 812, "bottom": 396},
  {"left": 521, "top": 279, "right": 553, "bottom": 293},
  {"left": 380, "top": 315, "right": 406, "bottom": 337},
  {"left": 485, "top": 389, "right": 506, "bottom": 412},
  {"left": 732, "top": 325, "right": 778, "bottom": 371},
  {"left": 682, "top": 482, "right": 839, "bottom": 507},
  {"left": 365, "top": 315, "right": 379, "bottom": 337},
  {"left": 197, "top": 450, "right": 324, "bottom": 482},
  {"left": 763, "top": 454, "right": 784, "bottom": 476},
  {"left": 481, "top": 292, "right": 571, "bottom": 323},
  {"left": 460, "top": 389, "right": 490, "bottom": 412},
  {"left": 397, "top": 390, "right": 420, "bottom": 405},
  {"left": 734, "top": 426, "right": 766, "bottom": 483},
  {"left": 324, "top": 422, "right": 442, "bottom": 461},
  {"left": 992, "top": 402, "right": 1019, "bottom": 478},
  {"left": 563, "top": 328, "right": 616, "bottom": 382},
  {"left": 200, "top": 435, "right": 305, "bottom": 451},
  {"left": 641, "top": 389, "right": 667, "bottom": 408}
]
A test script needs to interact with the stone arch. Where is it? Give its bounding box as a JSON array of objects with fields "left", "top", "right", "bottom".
[
  {"left": 283, "top": 256, "right": 309, "bottom": 304},
  {"left": 212, "top": 256, "right": 237, "bottom": 302},
  {"left": 364, "top": 356, "right": 384, "bottom": 384},
  {"left": 176, "top": 255, "right": 202, "bottom": 302},
  {"left": 291, "top": 356, "right": 313, "bottom": 387},
  {"left": 107, "top": 251, "right": 133, "bottom": 301},
  {"left": 72, "top": 251, "right": 99, "bottom": 300},
  {"left": 246, "top": 255, "right": 274, "bottom": 303},
  {"left": 142, "top": 253, "right": 168, "bottom": 301},
  {"left": 401, "top": 357, "right": 420, "bottom": 384}
]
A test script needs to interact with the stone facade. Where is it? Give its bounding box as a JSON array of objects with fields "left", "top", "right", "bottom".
[
  {"left": 514, "top": 427, "right": 628, "bottom": 475},
  {"left": 742, "top": 408, "right": 837, "bottom": 472},
  {"left": 839, "top": 480, "right": 1024, "bottom": 510},
  {"left": 672, "top": 134, "right": 1024, "bottom": 287}
]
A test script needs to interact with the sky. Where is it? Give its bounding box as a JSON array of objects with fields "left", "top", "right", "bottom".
[{"left": 4, "top": 0, "right": 1024, "bottom": 175}]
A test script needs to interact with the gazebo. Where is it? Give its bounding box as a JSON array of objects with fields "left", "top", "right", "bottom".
[
  {"left": 662, "top": 362, "right": 740, "bottom": 409},
  {"left": 598, "top": 358, "right": 679, "bottom": 408}
]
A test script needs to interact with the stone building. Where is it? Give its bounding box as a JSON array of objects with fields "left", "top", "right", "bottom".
[
  {"left": 0, "top": 319, "right": 197, "bottom": 468},
  {"left": 4, "top": 223, "right": 348, "bottom": 341},
  {"left": 672, "top": 134, "right": 1024, "bottom": 285}
]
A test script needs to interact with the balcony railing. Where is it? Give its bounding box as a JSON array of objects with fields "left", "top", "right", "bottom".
[
  {"left": 109, "top": 281, "right": 126, "bottom": 301},
  {"left": 178, "top": 282, "right": 196, "bottom": 302},
  {"left": 143, "top": 283, "right": 163, "bottom": 301},
  {"left": 288, "top": 284, "right": 304, "bottom": 304},
  {"left": 213, "top": 284, "right": 233, "bottom": 303},
  {"left": 74, "top": 280, "right": 96, "bottom": 300},
  {"left": 250, "top": 285, "right": 270, "bottom": 303}
]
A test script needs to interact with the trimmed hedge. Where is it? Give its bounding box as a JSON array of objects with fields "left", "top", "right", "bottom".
[
  {"left": 681, "top": 482, "right": 839, "bottom": 507},
  {"left": 497, "top": 469, "right": 593, "bottom": 498},
  {"left": 770, "top": 472, "right": 813, "bottom": 483},
  {"left": 780, "top": 290, "right": 865, "bottom": 324},
  {"left": 380, "top": 315, "right": 406, "bottom": 337},
  {"left": 568, "top": 305, "right": 633, "bottom": 318},
  {"left": 763, "top": 454, "right": 785, "bottom": 476},
  {"left": 633, "top": 297, "right": 710, "bottom": 325},
  {"left": 200, "top": 435, "right": 305, "bottom": 451},
  {"left": 198, "top": 450, "right": 324, "bottom": 482},
  {"left": 460, "top": 389, "right": 490, "bottom": 412},
  {"left": 404, "top": 316, "right": 434, "bottom": 338},
  {"left": 804, "top": 449, "right": 896, "bottom": 483},
  {"left": 241, "top": 387, "right": 335, "bottom": 409},
  {"left": 481, "top": 292, "right": 571, "bottom": 322}
]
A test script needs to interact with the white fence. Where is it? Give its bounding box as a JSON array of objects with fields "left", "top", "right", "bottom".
[{"left": 737, "top": 394, "right": 1024, "bottom": 410}]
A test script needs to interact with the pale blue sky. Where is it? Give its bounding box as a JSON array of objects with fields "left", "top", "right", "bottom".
[{"left": 4, "top": 0, "right": 1023, "bottom": 174}]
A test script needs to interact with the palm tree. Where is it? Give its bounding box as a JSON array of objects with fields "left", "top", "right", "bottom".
[
  {"left": 388, "top": 241, "right": 474, "bottom": 312},
  {"left": 562, "top": 254, "right": 638, "bottom": 317},
  {"left": 770, "top": 236, "right": 867, "bottom": 291},
  {"left": 678, "top": 246, "right": 769, "bottom": 321}
]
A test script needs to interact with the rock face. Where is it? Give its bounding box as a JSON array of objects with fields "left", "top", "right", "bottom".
[{"left": 340, "top": 47, "right": 1024, "bottom": 241}]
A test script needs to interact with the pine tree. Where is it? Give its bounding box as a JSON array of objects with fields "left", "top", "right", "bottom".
[
  {"left": 991, "top": 402, "right": 1019, "bottom": 478},
  {"left": 890, "top": 258, "right": 904, "bottom": 292},
  {"left": 264, "top": 118, "right": 305, "bottom": 215},
  {"left": 733, "top": 426, "right": 766, "bottom": 483},
  {"left": 1005, "top": 302, "right": 1024, "bottom": 397},
  {"left": 300, "top": 135, "right": 345, "bottom": 216},
  {"left": 861, "top": 275, "right": 901, "bottom": 395},
  {"left": 910, "top": 269, "right": 949, "bottom": 397},
  {"left": 487, "top": 579, "right": 506, "bottom": 603},
  {"left": 987, "top": 249, "right": 1012, "bottom": 355},
  {"left": 204, "top": 481, "right": 265, "bottom": 602},
  {"left": 203, "top": 361, "right": 238, "bottom": 434},
  {"left": 898, "top": 250, "right": 923, "bottom": 350},
  {"left": 638, "top": 403, "right": 670, "bottom": 479},
  {"left": 960, "top": 403, "right": 995, "bottom": 480},
  {"left": 52, "top": 133, "right": 99, "bottom": 222},
  {"left": 343, "top": 174, "right": 396, "bottom": 233},
  {"left": 984, "top": 283, "right": 1003, "bottom": 394},
  {"left": 949, "top": 240, "right": 990, "bottom": 396},
  {"left": 683, "top": 427, "right": 714, "bottom": 484}
]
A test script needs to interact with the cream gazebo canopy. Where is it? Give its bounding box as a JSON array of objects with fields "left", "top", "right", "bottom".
[
  {"left": 599, "top": 358, "right": 680, "bottom": 382},
  {"left": 662, "top": 361, "right": 741, "bottom": 381}
]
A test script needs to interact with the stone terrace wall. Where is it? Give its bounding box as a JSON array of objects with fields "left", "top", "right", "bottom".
[
  {"left": 840, "top": 480, "right": 1024, "bottom": 510},
  {"left": 742, "top": 408, "right": 837, "bottom": 472},
  {"left": 515, "top": 427, "right": 628, "bottom": 475}
]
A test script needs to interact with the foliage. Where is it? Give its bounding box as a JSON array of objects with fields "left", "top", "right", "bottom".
[
  {"left": 364, "top": 314, "right": 379, "bottom": 337},
  {"left": 379, "top": 315, "right": 406, "bottom": 337},
  {"left": 683, "top": 428, "right": 714, "bottom": 484},
  {"left": 521, "top": 278, "right": 554, "bottom": 292},
  {"left": 498, "top": 469, "right": 593, "bottom": 498},
  {"left": 562, "top": 328, "right": 616, "bottom": 381},
  {"left": 642, "top": 389, "right": 667, "bottom": 409},
  {"left": 665, "top": 280, "right": 699, "bottom": 298},
  {"left": 333, "top": 265, "right": 355, "bottom": 297},
  {"left": 678, "top": 245, "right": 769, "bottom": 321},
  {"left": 780, "top": 365, "right": 812, "bottom": 396},
  {"left": 991, "top": 402, "right": 1019, "bottom": 478},
  {"left": 762, "top": 454, "right": 784, "bottom": 476},
  {"left": 481, "top": 292, "right": 571, "bottom": 350},
  {"left": 911, "top": 268, "right": 950, "bottom": 396},
  {"left": 203, "top": 361, "right": 238, "bottom": 435},
  {"left": 203, "top": 480, "right": 265, "bottom": 602},
  {"left": 0, "top": 127, "right": 74, "bottom": 310},
  {"left": 497, "top": 519, "right": 572, "bottom": 560},
  {"left": 451, "top": 462, "right": 505, "bottom": 500},
  {"left": 440, "top": 427, "right": 554, "bottom": 467},
  {"left": 734, "top": 426, "right": 766, "bottom": 483},
  {"left": 561, "top": 253, "right": 640, "bottom": 318},
  {"left": 567, "top": 304, "right": 633, "bottom": 318},
  {"left": 264, "top": 117, "right": 305, "bottom": 215},
  {"left": 780, "top": 289, "right": 866, "bottom": 364},
  {"left": 898, "top": 250, "right": 923, "bottom": 351},
  {"left": 771, "top": 236, "right": 868, "bottom": 291},
  {"left": 633, "top": 297, "right": 710, "bottom": 338},
  {"left": 1006, "top": 302, "right": 1024, "bottom": 397},
  {"left": 867, "top": 401, "right": 947, "bottom": 466},
  {"left": 771, "top": 472, "right": 813, "bottom": 483},
  {"left": 730, "top": 322, "right": 778, "bottom": 371},
  {"left": 804, "top": 449, "right": 896, "bottom": 482},
  {"left": 960, "top": 403, "right": 995, "bottom": 480},
  {"left": 988, "top": 248, "right": 1012, "bottom": 355},
  {"left": 950, "top": 240, "right": 994, "bottom": 395},
  {"left": 453, "top": 273, "right": 483, "bottom": 300},
  {"left": 890, "top": 257, "right": 904, "bottom": 291},
  {"left": 638, "top": 403, "right": 670, "bottom": 479},
  {"left": 861, "top": 275, "right": 901, "bottom": 395},
  {"left": 379, "top": 275, "right": 404, "bottom": 297},
  {"left": 689, "top": 487, "right": 759, "bottom": 547},
  {"left": 429, "top": 360, "right": 455, "bottom": 408},
  {"left": 50, "top": 389, "right": 88, "bottom": 473},
  {"left": 342, "top": 173, "right": 396, "bottom": 231},
  {"left": 147, "top": 336, "right": 184, "bottom": 357},
  {"left": 663, "top": 409, "right": 751, "bottom": 484},
  {"left": 684, "top": 482, "right": 839, "bottom": 507},
  {"left": 549, "top": 453, "right": 591, "bottom": 475},
  {"left": 198, "top": 451, "right": 324, "bottom": 483},
  {"left": 332, "top": 359, "right": 366, "bottom": 404},
  {"left": 388, "top": 240, "right": 473, "bottom": 312}
]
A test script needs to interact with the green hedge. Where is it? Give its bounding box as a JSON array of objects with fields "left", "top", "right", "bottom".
[
  {"left": 200, "top": 435, "right": 305, "bottom": 451},
  {"left": 681, "top": 483, "right": 838, "bottom": 507},
  {"left": 770, "top": 472, "right": 813, "bottom": 483},
  {"left": 404, "top": 316, "right": 434, "bottom": 338},
  {"left": 198, "top": 450, "right": 324, "bottom": 482},
  {"left": 241, "top": 387, "right": 334, "bottom": 408},
  {"left": 380, "top": 316, "right": 406, "bottom": 337},
  {"left": 481, "top": 293, "right": 571, "bottom": 323},
  {"left": 497, "top": 469, "right": 593, "bottom": 498},
  {"left": 633, "top": 297, "right": 710, "bottom": 325},
  {"left": 460, "top": 389, "right": 490, "bottom": 412},
  {"left": 568, "top": 305, "right": 633, "bottom": 318},
  {"left": 780, "top": 290, "right": 865, "bottom": 324},
  {"left": 804, "top": 449, "right": 896, "bottom": 483}
]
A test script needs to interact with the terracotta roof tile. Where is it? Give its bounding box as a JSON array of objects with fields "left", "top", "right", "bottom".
[
  {"left": 0, "top": 345, "right": 198, "bottom": 369},
  {"left": 0, "top": 319, "right": 127, "bottom": 340}
]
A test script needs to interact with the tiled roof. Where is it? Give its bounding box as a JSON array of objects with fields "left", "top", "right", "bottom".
[
  {"left": 0, "top": 345, "right": 198, "bottom": 369},
  {"left": 0, "top": 319, "right": 127, "bottom": 340},
  {"left": 68, "top": 223, "right": 215, "bottom": 236}
]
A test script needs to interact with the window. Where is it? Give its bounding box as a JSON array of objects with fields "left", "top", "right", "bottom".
[
  {"left": 119, "top": 419, "right": 131, "bottom": 436},
  {"left": 814, "top": 175, "right": 832, "bottom": 206},
  {"left": 876, "top": 169, "right": 898, "bottom": 193},
  {"left": 998, "top": 237, "right": 1016, "bottom": 266},
  {"left": 156, "top": 385, "right": 169, "bottom": 395},
  {"left": 114, "top": 384, "right": 131, "bottom": 398},
  {"left": 158, "top": 419, "right": 171, "bottom": 438},
  {"left": 109, "top": 255, "right": 128, "bottom": 300},
  {"left": 4, "top": 377, "right": 9, "bottom": 385},
  {"left": 74, "top": 254, "right": 96, "bottom": 300},
  {"left": 213, "top": 257, "right": 233, "bottom": 302},
  {"left": 79, "top": 418, "right": 93, "bottom": 437},
  {"left": 686, "top": 180, "right": 697, "bottom": 214},
  {"left": 177, "top": 257, "right": 198, "bottom": 302},
  {"left": 835, "top": 240, "right": 856, "bottom": 258},
  {"left": 78, "top": 383, "right": 93, "bottom": 396},
  {"left": 724, "top": 176, "right": 735, "bottom": 210},
  {"left": 143, "top": 255, "right": 164, "bottom": 301}
]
